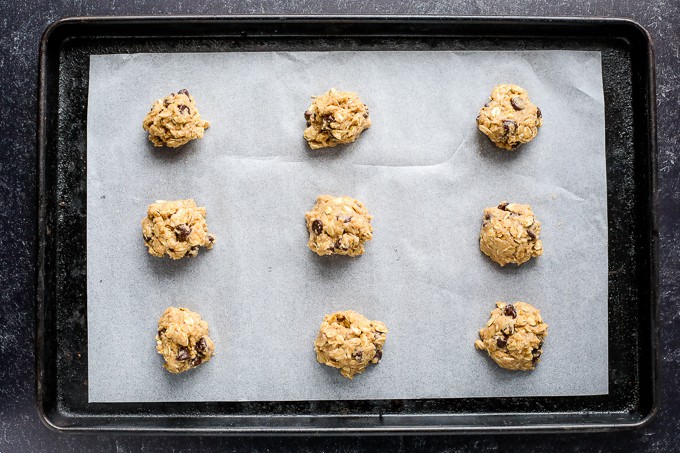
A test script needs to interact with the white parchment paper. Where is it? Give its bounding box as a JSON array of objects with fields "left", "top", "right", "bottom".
[{"left": 87, "top": 51, "right": 608, "bottom": 402}]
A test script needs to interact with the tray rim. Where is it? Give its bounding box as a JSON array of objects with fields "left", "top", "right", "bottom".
[{"left": 35, "top": 14, "right": 659, "bottom": 435}]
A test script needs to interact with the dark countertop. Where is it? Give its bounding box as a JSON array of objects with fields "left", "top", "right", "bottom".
[{"left": 1, "top": 2, "right": 678, "bottom": 452}]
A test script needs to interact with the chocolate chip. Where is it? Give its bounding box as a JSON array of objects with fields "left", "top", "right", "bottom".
[
  {"left": 374, "top": 349, "right": 382, "bottom": 361},
  {"left": 304, "top": 110, "right": 312, "bottom": 121},
  {"left": 174, "top": 224, "right": 191, "bottom": 241},
  {"left": 503, "top": 304, "right": 517, "bottom": 318},
  {"left": 536, "top": 107, "right": 542, "bottom": 119},
  {"left": 510, "top": 96, "right": 526, "bottom": 110},
  {"left": 191, "top": 356, "right": 203, "bottom": 367},
  {"left": 503, "top": 120, "right": 517, "bottom": 135},
  {"left": 344, "top": 216, "right": 352, "bottom": 223},
  {"left": 196, "top": 337, "right": 207, "bottom": 354},
  {"left": 497, "top": 202, "right": 509, "bottom": 210},
  {"left": 176, "top": 347, "right": 191, "bottom": 361},
  {"left": 322, "top": 114, "right": 335, "bottom": 127},
  {"left": 496, "top": 337, "right": 507, "bottom": 348},
  {"left": 527, "top": 229, "right": 537, "bottom": 239},
  {"left": 178, "top": 104, "right": 191, "bottom": 114},
  {"left": 178, "top": 89, "right": 190, "bottom": 97},
  {"left": 353, "top": 351, "right": 363, "bottom": 361},
  {"left": 311, "top": 219, "right": 323, "bottom": 235}
]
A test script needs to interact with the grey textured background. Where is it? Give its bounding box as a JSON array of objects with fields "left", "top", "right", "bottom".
[
  {"left": 86, "top": 51, "right": 607, "bottom": 402},
  {"left": 1, "top": 1, "right": 678, "bottom": 452}
]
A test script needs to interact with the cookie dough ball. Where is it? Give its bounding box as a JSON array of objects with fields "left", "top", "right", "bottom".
[
  {"left": 305, "top": 195, "right": 373, "bottom": 257},
  {"left": 156, "top": 307, "right": 215, "bottom": 374},
  {"left": 303, "top": 88, "right": 371, "bottom": 149},
  {"left": 479, "top": 202, "right": 543, "bottom": 266},
  {"left": 315, "top": 310, "right": 388, "bottom": 379},
  {"left": 475, "top": 301, "right": 548, "bottom": 371},
  {"left": 142, "top": 89, "right": 210, "bottom": 148},
  {"left": 142, "top": 199, "right": 215, "bottom": 260},
  {"left": 477, "top": 84, "right": 542, "bottom": 150}
]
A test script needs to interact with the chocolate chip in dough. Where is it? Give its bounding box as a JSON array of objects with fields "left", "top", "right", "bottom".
[
  {"left": 196, "top": 337, "right": 207, "bottom": 354},
  {"left": 510, "top": 96, "right": 526, "bottom": 110},
  {"left": 174, "top": 224, "right": 191, "bottom": 241},
  {"left": 503, "top": 304, "right": 517, "bottom": 318},
  {"left": 176, "top": 347, "right": 191, "bottom": 361}
]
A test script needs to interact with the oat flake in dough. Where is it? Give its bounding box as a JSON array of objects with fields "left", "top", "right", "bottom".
[
  {"left": 479, "top": 202, "right": 543, "bottom": 266},
  {"left": 156, "top": 307, "right": 216, "bottom": 374},
  {"left": 142, "top": 199, "right": 215, "bottom": 260},
  {"left": 305, "top": 195, "right": 373, "bottom": 257},
  {"left": 477, "top": 84, "right": 542, "bottom": 150},
  {"left": 475, "top": 301, "right": 548, "bottom": 371},
  {"left": 303, "top": 88, "right": 371, "bottom": 149},
  {"left": 315, "top": 310, "right": 388, "bottom": 379},
  {"left": 142, "top": 89, "right": 210, "bottom": 148}
]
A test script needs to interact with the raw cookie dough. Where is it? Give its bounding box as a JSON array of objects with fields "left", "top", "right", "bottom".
[
  {"left": 479, "top": 202, "right": 543, "bottom": 266},
  {"left": 477, "top": 84, "right": 542, "bottom": 150},
  {"left": 156, "top": 306, "right": 215, "bottom": 374},
  {"left": 315, "top": 310, "right": 388, "bottom": 379},
  {"left": 303, "top": 88, "right": 371, "bottom": 149},
  {"left": 305, "top": 195, "right": 373, "bottom": 257},
  {"left": 142, "top": 89, "right": 210, "bottom": 148},
  {"left": 475, "top": 301, "right": 548, "bottom": 371},
  {"left": 142, "top": 199, "right": 215, "bottom": 260}
]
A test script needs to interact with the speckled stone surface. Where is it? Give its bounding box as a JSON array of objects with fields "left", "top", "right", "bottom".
[{"left": 0, "top": 1, "right": 678, "bottom": 452}]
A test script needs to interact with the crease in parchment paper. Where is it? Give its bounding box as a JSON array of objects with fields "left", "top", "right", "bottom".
[{"left": 86, "top": 50, "right": 608, "bottom": 403}]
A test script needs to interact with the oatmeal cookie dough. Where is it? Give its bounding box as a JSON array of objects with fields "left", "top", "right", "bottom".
[
  {"left": 315, "top": 310, "right": 388, "bottom": 379},
  {"left": 303, "top": 89, "right": 371, "bottom": 149},
  {"left": 142, "top": 89, "right": 210, "bottom": 148},
  {"left": 475, "top": 301, "right": 548, "bottom": 371},
  {"left": 477, "top": 84, "right": 542, "bottom": 150},
  {"left": 305, "top": 195, "right": 373, "bottom": 257},
  {"left": 142, "top": 199, "right": 215, "bottom": 260},
  {"left": 479, "top": 202, "right": 543, "bottom": 266},
  {"left": 156, "top": 306, "right": 215, "bottom": 374}
]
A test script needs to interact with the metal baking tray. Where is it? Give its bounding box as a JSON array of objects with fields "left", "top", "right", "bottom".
[{"left": 36, "top": 15, "right": 658, "bottom": 434}]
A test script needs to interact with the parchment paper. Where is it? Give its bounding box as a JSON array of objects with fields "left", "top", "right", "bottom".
[{"left": 87, "top": 50, "right": 608, "bottom": 402}]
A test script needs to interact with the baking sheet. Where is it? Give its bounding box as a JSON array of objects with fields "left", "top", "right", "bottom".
[{"left": 86, "top": 50, "right": 608, "bottom": 403}]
